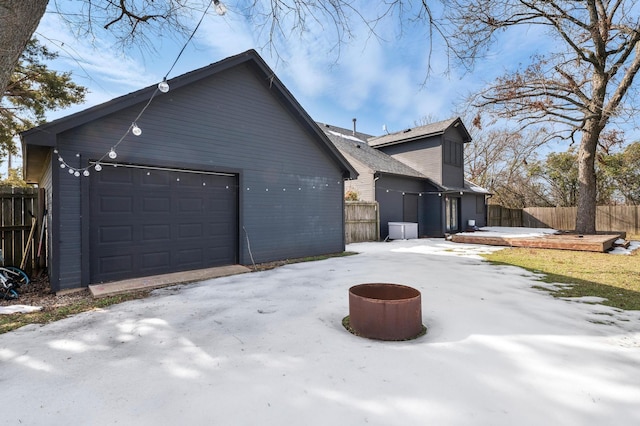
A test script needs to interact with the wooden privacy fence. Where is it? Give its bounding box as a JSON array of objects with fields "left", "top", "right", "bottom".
[
  {"left": 487, "top": 205, "right": 523, "bottom": 228},
  {"left": 345, "top": 201, "right": 380, "bottom": 244},
  {"left": 0, "top": 187, "right": 42, "bottom": 273},
  {"left": 488, "top": 204, "right": 640, "bottom": 235}
]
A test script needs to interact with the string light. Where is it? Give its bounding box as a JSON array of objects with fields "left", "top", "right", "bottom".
[
  {"left": 158, "top": 78, "right": 170, "bottom": 93},
  {"left": 214, "top": 0, "right": 227, "bottom": 16},
  {"left": 53, "top": 0, "right": 224, "bottom": 178}
]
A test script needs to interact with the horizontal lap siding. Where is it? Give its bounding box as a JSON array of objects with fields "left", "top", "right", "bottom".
[
  {"left": 376, "top": 175, "right": 435, "bottom": 238},
  {"left": 53, "top": 64, "right": 344, "bottom": 287},
  {"left": 380, "top": 139, "right": 442, "bottom": 184}
]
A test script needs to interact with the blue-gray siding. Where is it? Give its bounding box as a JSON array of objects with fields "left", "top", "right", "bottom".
[
  {"left": 375, "top": 174, "right": 442, "bottom": 238},
  {"left": 462, "top": 194, "right": 487, "bottom": 229},
  {"left": 49, "top": 64, "right": 345, "bottom": 290},
  {"left": 378, "top": 138, "right": 443, "bottom": 184}
]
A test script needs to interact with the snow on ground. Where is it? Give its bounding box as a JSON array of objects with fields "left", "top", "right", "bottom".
[
  {"left": 457, "top": 226, "right": 560, "bottom": 238},
  {"left": 1, "top": 238, "right": 640, "bottom": 425},
  {"left": 610, "top": 240, "right": 640, "bottom": 255},
  {"left": 0, "top": 305, "right": 42, "bottom": 314}
]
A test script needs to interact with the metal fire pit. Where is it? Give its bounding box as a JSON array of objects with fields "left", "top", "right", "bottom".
[{"left": 348, "top": 283, "right": 423, "bottom": 341}]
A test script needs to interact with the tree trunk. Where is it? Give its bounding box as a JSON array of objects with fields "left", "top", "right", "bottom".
[
  {"left": 575, "top": 120, "right": 602, "bottom": 235},
  {"left": 0, "top": 0, "right": 49, "bottom": 99}
]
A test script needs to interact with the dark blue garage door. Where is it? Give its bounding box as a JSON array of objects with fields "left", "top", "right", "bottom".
[{"left": 89, "top": 164, "right": 238, "bottom": 283}]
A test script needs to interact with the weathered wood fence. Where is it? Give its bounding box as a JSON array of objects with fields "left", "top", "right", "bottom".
[
  {"left": 0, "top": 187, "right": 42, "bottom": 273},
  {"left": 488, "top": 205, "right": 640, "bottom": 235},
  {"left": 345, "top": 201, "right": 379, "bottom": 244}
]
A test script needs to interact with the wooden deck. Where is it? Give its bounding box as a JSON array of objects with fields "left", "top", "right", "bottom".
[{"left": 451, "top": 232, "right": 623, "bottom": 253}]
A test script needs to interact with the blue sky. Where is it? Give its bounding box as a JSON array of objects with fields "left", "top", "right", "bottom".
[{"left": 32, "top": 1, "right": 525, "bottom": 138}]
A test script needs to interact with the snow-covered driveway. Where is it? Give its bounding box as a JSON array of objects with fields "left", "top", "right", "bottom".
[{"left": 1, "top": 239, "right": 639, "bottom": 425}]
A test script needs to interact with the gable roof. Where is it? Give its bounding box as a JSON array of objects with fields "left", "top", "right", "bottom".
[
  {"left": 21, "top": 49, "right": 357, "bottom": 182},
  {"left": 322, "top": 122, "right": 491, "bottom": 195},
  {"left": 320, "top": 123, "right": 444, "bottom": 188},
  {"left": 368, "top": 117, "right": 472, "bottom": 148}
]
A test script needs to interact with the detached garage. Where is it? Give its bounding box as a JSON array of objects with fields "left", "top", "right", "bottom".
[{"left": 21, "top": 50, "right": 357, "bottom": 292}]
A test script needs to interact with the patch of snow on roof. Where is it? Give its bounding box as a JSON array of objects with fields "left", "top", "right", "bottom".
[{"left": 328, "top": 130, "right": 365, "bottom": 142}]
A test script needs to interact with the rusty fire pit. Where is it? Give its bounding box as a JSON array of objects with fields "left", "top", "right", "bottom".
[{"left": 348, "top": 283, "right": 424, "bottom": 341}]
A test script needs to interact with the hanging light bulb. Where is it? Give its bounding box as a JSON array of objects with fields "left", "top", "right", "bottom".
[
  {"left": 131, "top": 123, "right": 142, "bottom": 136},
  {"left": 53, "top": 149, "right": 58, "bottom": 154},
  {"left": 68, "top": 168, "right": 75, "bottom": 175},
  {"left": 60, "top": 163, "right": 66, "bottom": 169},
  {"left": 214, "top": 0, "right": 227, "bottom": 15},
  {"left": 74, "top": 171, "right": 80, "bottom": 177},
  {"left": 158, "top": 78, "right": 170, "bottom": 93},
  {"left": 95, "top": 163, "right": 103, "bottom": 172},
  {"left": 108, "top": 148, "right": 117, "bottom": 159},
  {"left": 83, "top": 170, "right": 90, "bottom": 177}
]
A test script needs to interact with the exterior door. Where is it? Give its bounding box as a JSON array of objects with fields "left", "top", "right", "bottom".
[
  {"left": 446, "top": 196, "right": 460, "bottom": 232},
  {"left": 403, "top": 193, "right": 419, "bottom": 223}
]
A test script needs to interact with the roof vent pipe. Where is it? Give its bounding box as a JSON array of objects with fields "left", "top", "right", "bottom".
[{"left": 352, "top": 118, "right": 357, "bottom": 136}]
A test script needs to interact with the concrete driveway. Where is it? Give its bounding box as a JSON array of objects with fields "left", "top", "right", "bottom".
[{"left": 1, "top": 239, "right": 639, "bottom": 425}]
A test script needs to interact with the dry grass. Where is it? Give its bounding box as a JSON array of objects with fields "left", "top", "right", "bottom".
[
  {"left": 0, "top": 291, "right": 150, "bottom": 334},
  {"left": 482, "top": 246, "right": 640, "bottom": 310}
]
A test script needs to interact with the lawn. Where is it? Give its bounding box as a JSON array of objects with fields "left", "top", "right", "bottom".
[{"left": 482, "top": 245, "right": 640, "bottom": 310}]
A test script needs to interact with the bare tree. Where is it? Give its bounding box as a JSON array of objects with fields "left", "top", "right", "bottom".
[
  {"left": 446, "top": 0, "right": 640, "bottom": 234},
  {"left": 464, "top": 124, "right": 553, "bottom": 208},
  {"left": 1, "top": 1, "right": 428, "bottom": 106}
]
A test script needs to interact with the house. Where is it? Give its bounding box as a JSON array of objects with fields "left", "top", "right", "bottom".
[
  {"left": 21, "top": 50, "right": 357, "bottom": 292},
  {"left": 320, "top": 118, "right": 489, "bottom": 239}
]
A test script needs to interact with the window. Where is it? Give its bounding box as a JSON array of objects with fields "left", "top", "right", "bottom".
[
  {"left": 444, "top": 140, "right": 462, "bottom": 167},
  {"left": 476, "top": 195, "right": 485, "bottom": 214}
]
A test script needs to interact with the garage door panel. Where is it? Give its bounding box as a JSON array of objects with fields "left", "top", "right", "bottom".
[
  {"left": 98, "top": 167, "right": 135, "bottom": 184},
  {"left": 90, "top": 166, "right": 238, "bottom": 283},
  {"left": 142, "top": 224, "right": 171, "bottom": 241},
  {"left": 99, "top": 255, "right": 133, "bottom": 275},
  {"left": 177, "top": 248, "right": 203, "bottom": 267},
  {"left": 207, "top": 247, "right": 236, "bottom": 264},
  {"left": 178, "top": 197, "right": 204, "bottom": 212},
  {"left": 141, "top": 171, "right": 172, "bottom": 186},
  {"left": 178, "top": 223, "right": 204, "bottom": 238},
  {"left": 100, "top": 195, "right": 133, "bottom": 213},
  {"left": 141, "top": 251, "right": 171, "bottom": 270},
  {"left": 142, "top": 197, "right": 172, "bottom": 212},
  {"left": 100, "top": 225, "right": 133, "bottom": 243}
]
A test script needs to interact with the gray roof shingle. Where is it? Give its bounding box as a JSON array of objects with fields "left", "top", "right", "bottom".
[
  {"left": 368, "top": 117, "right": 471, "bottom": 148},
  {"left": 320, "top": 124, "right": 440, "bottom": 184}
]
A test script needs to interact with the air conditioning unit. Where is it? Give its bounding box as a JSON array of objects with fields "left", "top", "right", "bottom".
[{"left": 388, "top": 222, "right": 418, "bottom": 240}]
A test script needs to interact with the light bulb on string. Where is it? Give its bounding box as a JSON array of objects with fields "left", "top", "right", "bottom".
[
  {"left": 68, "top": 168, "right": 75, "bottom": 175},
  {"left": 108, "top": 148, "right": 117, "bottom": 159},
  {"left": 158, "top": 79, "right": 170, "bottom": 93},
  {"left": 83, "top": 170, "right": 90, "bottom": 177},
  {"left": 95, "top": 164, "right": 102, "bottom": 172},
  {"left": 131, "top": 123, "right": 142, "bottom": 136},
  {"left": 74, "top": 171, "right": 80, "bottom": 177},
  {"left": 60, "top": 163, "right": 66, "bottom": 169},
  {"left": 214, "top": 0, "right": 227, "bottom": 15}
]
